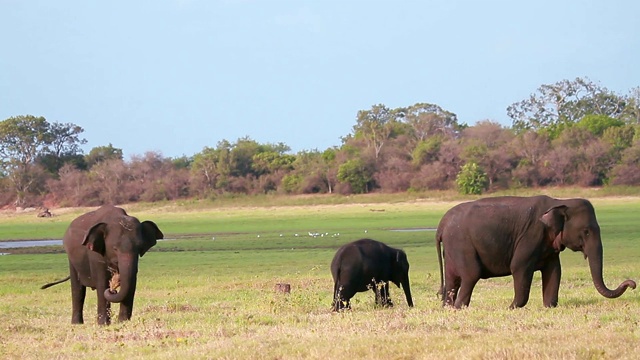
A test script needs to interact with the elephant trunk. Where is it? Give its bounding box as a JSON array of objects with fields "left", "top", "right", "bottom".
[
  {"left": 104, "top": 253, "right": 138, "bottom": 303},
  {"left": 586, "top": 239, "right": 636, "bottom": 299},
  {"left": 401, "top": 276, "right": 414, "bottom": 307}
]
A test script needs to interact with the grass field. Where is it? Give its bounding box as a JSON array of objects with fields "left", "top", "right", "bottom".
[{"left": 1, "top": 193, "right": 639, "bottom": 359}]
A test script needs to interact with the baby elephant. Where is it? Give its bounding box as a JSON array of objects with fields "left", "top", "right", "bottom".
[{"left": 331, "top": 238, "right": 414, "bottom": 311}]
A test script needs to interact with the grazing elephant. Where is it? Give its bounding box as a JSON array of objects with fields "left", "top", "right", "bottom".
[
  {"left": 331, "top": 238, "right": 414, "bottom": 311},
  {"left": 41, "top": 205, "right": 163, "bottom": 325},
  {"left": 436, "top": 195, "right": 636, "bottom": 309}
]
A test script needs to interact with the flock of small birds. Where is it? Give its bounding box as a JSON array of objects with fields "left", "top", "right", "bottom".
[{"left": 211, "top": 230, "right": 369, "bottom": 240}]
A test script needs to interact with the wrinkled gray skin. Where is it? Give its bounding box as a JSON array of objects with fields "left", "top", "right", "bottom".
[
  {"left": 436, "top": 195, "right": 636, "bottom": 309},
  {"left": 41, "top": 205, "right": 163, "bottom": 325},
  {"left": 331, "top": 238, "right": 414, "bottom": 311}
]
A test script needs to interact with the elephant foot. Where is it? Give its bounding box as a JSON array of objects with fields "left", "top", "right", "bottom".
[
  {"left": 332, "top": 297, "right": 351, "bottom": 311},
  {"left": 331, "top": 300, "right": 351, "bottom": 312}
]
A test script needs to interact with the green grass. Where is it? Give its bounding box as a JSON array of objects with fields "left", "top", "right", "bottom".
[
  {"left": 1, "top": 193, "right": 640, "bottom": 359},
  {"left": 0, "top": 199, "right": 450, "bottom": 241}
]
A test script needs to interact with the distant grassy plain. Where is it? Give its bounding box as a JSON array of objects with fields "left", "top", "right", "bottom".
[{"left": 1, "top": 189, "right": 639, "bottom": 359}]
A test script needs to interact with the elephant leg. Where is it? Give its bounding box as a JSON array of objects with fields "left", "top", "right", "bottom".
[
  {"left": 379, "top": 282, "right": 393, "bottom": 307},
  {"left": 371, "top": 281, "right": 381, "bottom": 306},
  {"left": 96, "top": 299, "right": 111, "bottom": 325},
  {"left": 541, "top": 255, "right": 561, "bottom": 308},
  {"left": 118, "top": 293, "right": 135, "bottom": 322},
  {"left": 510, "top": 267, "right": 535, "bottom": 309},
  {"left": 69, "top": 265, "right": 85, "bottom": 324},
  {"left": 334, "top": 283, "right": 355, "bottom": 311},
  {"left": 444, "top": 271, "right": 461, "bottom": 307},
  {"left": 453, "top": 259, "right": 481, "bottom": 309},
  {"left": 370, "top": 280, "right": 391, "bottom": 307},
  {"left": 332, "top": 282, "right": 342, "bottom": 311},
  {"left": 96, "top": 280, "right": 111, "bottom": 325},
  {"left": 454, "top": 277, "right": 479, "bottom": 309}
]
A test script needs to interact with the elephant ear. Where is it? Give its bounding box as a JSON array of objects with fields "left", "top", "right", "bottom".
[
  {"left": 395, "top": 250, "right": 409, "bottom": 269},
  {"left": 139, "top": 220, "right": 163, "bottom": 257},
  {"left": 540, "top": 205, "right": 569, "bottom": 251},
  {"left": 540, "top": 205, "right": 568, "bottom": 233},
  {"left": 82, "top": 223, "right": 108, "bottom": 255}
]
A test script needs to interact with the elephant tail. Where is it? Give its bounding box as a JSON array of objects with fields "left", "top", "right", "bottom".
[
  {"left": 41, "top": 276, "right": 70, "bottom": 289},
  {"left": 331, "top": 264, "right": 344, "bottom": 311},
  {"left": 436, "top": 230, "right": 444, "bottom": 301},
  {"left": 331, "top": 273, "right": 340, "bottom": 311}
]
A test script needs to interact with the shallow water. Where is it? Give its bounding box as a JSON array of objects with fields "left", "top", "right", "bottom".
[
  {"left": 0, "top": 239, "right": 62, "bottom": 249},
  {"left": 0, "top": 230, "right": 431, "bottom": 252}
]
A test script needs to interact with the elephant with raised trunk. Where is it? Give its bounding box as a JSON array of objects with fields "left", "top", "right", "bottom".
[
  {"left": 436, "top": 195, "right": 636, "bottom": 309},
  {"left": 331, "top": 238, "right": 414, "bottom": 311},
  {"left": 41, "top": 205, "right": 163, "bottom": 325}
]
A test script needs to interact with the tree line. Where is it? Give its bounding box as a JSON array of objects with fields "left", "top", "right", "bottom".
[{"left": 1, "top": 77, "right": 639, "bottom": 207}]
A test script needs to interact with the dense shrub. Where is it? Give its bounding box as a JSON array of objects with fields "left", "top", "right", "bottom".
[{"left": 456, "top": 162, "right": 488, "bottom": 195}]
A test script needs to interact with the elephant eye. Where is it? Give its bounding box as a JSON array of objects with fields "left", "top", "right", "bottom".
[{"left": 584, "top": 229, "right": 590, "bottom": 237}]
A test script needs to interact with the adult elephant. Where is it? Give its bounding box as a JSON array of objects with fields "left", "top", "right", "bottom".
[
  {"left": 436, "top": 195, "right": 636, "bottom": 309},
  {"left": 331, "top": 238, "right": 413, "bottom": 311},
  {"left": 41, "top": 205, "right": 163, "bottom": 325}
]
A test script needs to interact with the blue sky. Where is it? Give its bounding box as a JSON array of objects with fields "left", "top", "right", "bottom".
[{"left": 1, "top": 1, "right": 638, "bottom": 158}]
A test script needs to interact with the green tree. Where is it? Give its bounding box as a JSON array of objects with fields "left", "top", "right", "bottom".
[
  {"left": 411, "top": 136, "right": 442, "bottom": 167},
  {"left": 252, "top": 151, "right": 295, "bottom": 176},
  {"left": 337, "top": 158, "right": 372, "bottom": 194},
  {"left": 37, "top": 122, "right": 87, "bottom": 174},
  {"left": 402, "top": 102, "right": 460, "bottom": 142},
  {"left": 621, "top": 87, "right": 640, "bottom": 124},
  {"left": 0, "top": 115, "right": 52, "bottom": 205},
  {"left": 507, "top": 77, "right": 627, "bottom": 138},
  {"left": 456, "top": 162, "right": 488, "bottom": 195},
  {"left": 280, "top": 173, "right": 303, "bottom": 193},
  {"left": 0, "top": 115, "right": 50, "bottom": 171},
  {"left": 48, "top": 122, "right": 86, "bottom": 160},
  {"left": 352, "top": 104, "right": 400, "bottom": 159},
  {"left": 576, "top": 114, "right": 624, "bottom": 136},
  {"left": 290, "top": 148, "right": 338, "bottom": 194},
  {"left": 171, "top": 155, "right": 192, "bottom": 169},
  {"left": 85, "top": 144, "right": 123, "bottom": 168},
  {"left": 321, "top": 148, "right": 338, "bottom": 193},
  {"left": 190, "top": 141, "right": 231, "bottom": 195},
  {"left": 602, "top": 125, "right": 636, "bottom": 151},
  {"left": 229, "top": 137, "right": 262, "bottom": 177}
]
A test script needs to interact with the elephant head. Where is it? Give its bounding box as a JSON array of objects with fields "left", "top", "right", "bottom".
[
  {"left": 82, "top": 216, "right": 163, "bottom": 303},
  {"left": 391, "top": 249, "right": 414, "bottom": 307},
  {"left": 541, "top": 199, "right": 636, "bottom": 299}
]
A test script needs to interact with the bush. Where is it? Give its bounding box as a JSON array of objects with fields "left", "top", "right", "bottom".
[
  {"left": 456, "top": 162, "right": 488, "bottom": 195},
  {"left": 337, "top": 159, "right": 372, "bottom": 194},
  {"left": 281, "top": 174, "right": 302, "bottom": 194}
]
